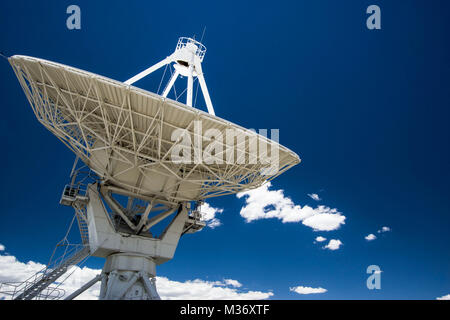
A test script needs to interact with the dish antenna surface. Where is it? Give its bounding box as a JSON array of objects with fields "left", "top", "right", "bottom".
[{"left": 4, "top": 37, "right": 300, "bottom": 300}]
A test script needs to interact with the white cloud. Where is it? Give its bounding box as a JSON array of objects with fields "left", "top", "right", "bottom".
[
  {"left": 365, "top": 234, "right": 377, "bottom": 241},
  {"left": 0, "top": 244, "right": 4, "bottom": 251},
  {"left": 237, "top": 183, "right": 346, "bottom": 231},
  {"left": 200, "top": 202, "right": 224, "bottom": 229},
  {"left": 323, "top": 239, "right": 343, "bottom": 251},
  {"left": 378, "top": 226, "right": 391, "bottom": 233},
  {"left": 308, "top": 193, "right": 321, "bottom": 201},
  {"left": 290, "top": 286, "right": 327, "bottom": 295},
  {"left": 158, "top": 277, "right": 271, "bottom": 300},
  {"left": 315, "top": 236, "right": 327, "bottom": 242},
  {"left": 206, "top": 218, "right": 221, "bottom": 229},
  {"left": 436, "top": 294, "right": 450, "bottom": 300},
  {"left": 0, "top": 254, "right": 47, "bottom": 284},
  {"left": 302, "top": 209, "right": 346, "bottom": 231},
  {"left": 0, "top": 251, "right": 271, "bottom": 300},
  {"left": 209, "top": 279, "right": 242, "bottom": 288},
  {"left": 0, "top": 252, "right": 101, "bottom": 300},
  {"left": 223, "top": 279, "right": 242, "bottom": 288}
]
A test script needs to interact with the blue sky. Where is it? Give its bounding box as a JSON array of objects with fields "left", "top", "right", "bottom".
[{"left": 0, "top": 0, "right": 449, "bottom": 299}]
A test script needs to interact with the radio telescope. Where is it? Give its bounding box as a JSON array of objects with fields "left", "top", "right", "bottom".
[{"left": 2, "top": 37, "right": 300, "bottom": 300}]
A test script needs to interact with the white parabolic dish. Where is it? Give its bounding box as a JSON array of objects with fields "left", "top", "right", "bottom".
[{"left": 9, "top": 55, "right": 300, "bottom": 202}]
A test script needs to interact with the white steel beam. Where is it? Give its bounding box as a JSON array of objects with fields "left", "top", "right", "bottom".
[
  {"left": 143, "top": 207, "right": 177, "bottom": 232},
  {"left": 162, "top": 69, "right": 179, "bottom": 98},
  {"left": 186, "top": 65, "right": 194, "bottom": 107},
  {"left": 125, "top": 57, "right": 172, "bottom": 85},
  {"left": 198, "top": 73, "right": 215, "bottom": 116},
  {"left": 65, "top": 274, "right": 103, "bottom": 300},
  {"left": 194, "top": 59, "right": 215, "bottom": 115}
]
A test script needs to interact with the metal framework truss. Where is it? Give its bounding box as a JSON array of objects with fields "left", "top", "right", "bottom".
[{"left": 9, "top": 55, "right": 300, "bottom": 203}]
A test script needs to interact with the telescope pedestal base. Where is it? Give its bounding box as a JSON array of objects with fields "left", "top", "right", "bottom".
[{"left": 99, "top": 253, "right": 160, "bottom": 300}]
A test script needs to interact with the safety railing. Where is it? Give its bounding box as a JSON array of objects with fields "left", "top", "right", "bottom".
[
  {"left": 0, "top": 282, "right": 65, "bottom": 300},
  {"left": 176, "top": 37, "right": 207, "bottom": 61}
]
